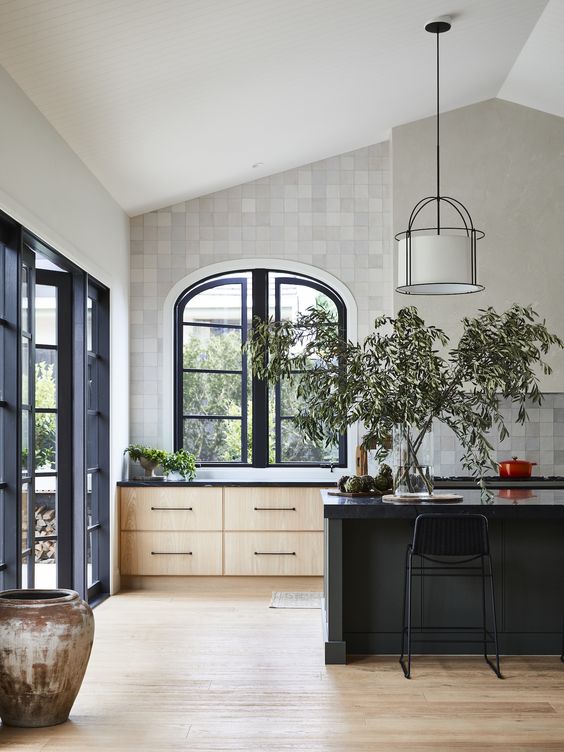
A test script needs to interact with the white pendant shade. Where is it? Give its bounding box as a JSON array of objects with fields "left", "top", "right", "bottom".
[{"left": 396, "top": 234, "right": 483, "bottom": 295}]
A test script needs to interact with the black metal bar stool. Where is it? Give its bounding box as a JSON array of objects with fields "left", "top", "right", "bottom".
[{"left": 400, "top": 513, "right": 502, "bottom": 679}]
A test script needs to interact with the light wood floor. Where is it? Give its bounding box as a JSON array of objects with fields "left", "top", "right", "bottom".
[{"left": 2, "top": 576, "right": 564, "bottom": 751}]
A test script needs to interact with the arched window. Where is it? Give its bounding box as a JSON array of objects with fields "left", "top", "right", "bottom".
[{"left": 174, "top": 269, "right": 347, "bottom": 467}]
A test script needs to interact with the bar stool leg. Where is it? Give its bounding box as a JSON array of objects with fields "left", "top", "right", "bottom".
[
  {"left": 399, "top": 547, "right": 409, "bottom": 670},
  {"left": 486, "top": 554, "right": 502, "bottom": 679},
  {"left": 481, "top": 556, "right": 488, "bottom": 661},
  {"left": 400, "top": 551, "right": 414, "bottom": 679}
]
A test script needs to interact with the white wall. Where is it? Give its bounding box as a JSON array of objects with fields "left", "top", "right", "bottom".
[
  {"left": 0, "top": 65, "right": 130, "bottom": 593},
  {"left": 392, "top": 98, "right": 564, "bottom": 390},
  {"left": 129, "top": 141, "right": 393, "bottom": 479}
]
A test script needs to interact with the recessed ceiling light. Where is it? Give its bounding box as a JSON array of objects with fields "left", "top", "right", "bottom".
[{"left": 252, "top": 162, "right": 264, "bottom": 169}]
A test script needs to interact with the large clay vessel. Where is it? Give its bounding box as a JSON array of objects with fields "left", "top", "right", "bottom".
[{"left": 0, "top": 589, "right": 94, "bottom": 727}]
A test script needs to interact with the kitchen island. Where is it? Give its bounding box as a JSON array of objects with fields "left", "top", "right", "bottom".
[{"left": 322, "top": 488, "right": 564, "bottom": 663}]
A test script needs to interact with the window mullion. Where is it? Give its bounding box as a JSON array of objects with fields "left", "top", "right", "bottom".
[{"left": 251, "top": 270, "right": 268, "bottom": 467}]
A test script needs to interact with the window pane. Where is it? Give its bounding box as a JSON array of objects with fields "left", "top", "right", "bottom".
[
  {"left": 21, "top": 482, "right": 29, "bottom": 553},
  {"left": 21, "top": 337, "right": 29, "bottom": 405},
  {"left": 35, "top": 411, "right": 56, "bottom": 471},
  {"left": 183, "top": 418, "right": 243, "bottom": 462},
  {"left": 35, "top": 475, "right": 56, "bottom": 588},
  {"left": 183, "top": 326, "right": 243, "bottom": 370},
  {"left": 21, "top": 264, "right": 29, "bottom": 332},
  {"left": 183, "top": 372, "right": 242, "bottom": 416},
  {"left": 87, "top": 530, "right": 99, "bottom": 587},
  {"left": 183, "top": 279, "right": 248, "bottom": 326},
  {"left": 87, "top": 297, "right": 94, "bottom": 352},
  {"left": 36, "top": 348, "right": 57, "bottom": 408},
  {"left": 21, "top": 410, "right": 30, "bottom": 476},
  {"left": 87, "top": 472, "right": 99, "bottom": 527},
  {"left": 87, "top": 411, "right": 98, "bottom": 469},
  {"left": 278, "top": 420, "right": 340, "bottom": 464},
  {"left": 35, "top": 285, "right": 57, "bottom": 346},
  {"left": 87, "top": 356, "right": 98, "bottom": 411}
]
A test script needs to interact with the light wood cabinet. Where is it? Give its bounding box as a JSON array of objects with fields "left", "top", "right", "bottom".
[
  {"left": 224, "top": 487, "right": 323, "bottom": 531},
  {"left": 121, "top": 532, "right": 222, "bottom": 575},
  {"left": 224, "top": 532, "right": 323, "bottom": 576},
  {"left": 119, "top": 485, "right": 326, "bottom": 577},
  {"left": 120, "top": 486, "right": 222, "bottom": 531}
]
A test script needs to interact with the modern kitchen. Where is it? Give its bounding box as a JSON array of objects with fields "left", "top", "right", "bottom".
[{"left": 1, "top": 1, "right": 564, "bottom": 750}]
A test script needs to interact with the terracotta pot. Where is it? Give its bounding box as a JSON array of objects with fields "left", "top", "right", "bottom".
[
  {"left": 0, "top": 589, "right": 94, "bottom": 727},
  {"left": 498, "top": 456, "right": 537, "bottom": 478}
]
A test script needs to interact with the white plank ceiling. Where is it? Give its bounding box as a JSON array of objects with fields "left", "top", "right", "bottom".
[{"left": 0, "top": 0, "right": 555, "bottom": 215}]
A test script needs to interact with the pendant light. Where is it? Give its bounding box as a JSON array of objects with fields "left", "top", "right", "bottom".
[{"left": 395, "top": 17, "right": 484, "bottom": 295}]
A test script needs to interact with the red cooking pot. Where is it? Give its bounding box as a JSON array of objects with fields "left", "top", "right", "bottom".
[{"left": 498, "top": 456, "right": 537, "bottom": 478}]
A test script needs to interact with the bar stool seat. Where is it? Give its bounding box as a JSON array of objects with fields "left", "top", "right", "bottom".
[{"left": 399, "top": 513, "right": 502, "bottom": 679}]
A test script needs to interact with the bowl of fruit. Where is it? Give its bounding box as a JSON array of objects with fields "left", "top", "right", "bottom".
[{"left": 335, "top": 465, "right": 393, "bottom": 496}]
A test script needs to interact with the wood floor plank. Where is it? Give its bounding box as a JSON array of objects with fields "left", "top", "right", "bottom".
[{"left": 2, "top": 576, "right": 564, "bottom": 750}]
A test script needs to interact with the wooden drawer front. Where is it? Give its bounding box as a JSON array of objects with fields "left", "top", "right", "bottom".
[
  {"left": 224, "top": 532, "right": 323, "bottom": 576},
  {"left": 120, "top": 487, "right": 222, "bottom": 531},
  {"left": 224, "top": 488, "right": 324, "bottom": 531},
  {"left": 121, "top": 532, "right": 222, "bottom": 575}
]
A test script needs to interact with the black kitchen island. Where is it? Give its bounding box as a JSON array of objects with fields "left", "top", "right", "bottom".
[{"left": 322, "top": 488, "right": 564, "bottom": 664}]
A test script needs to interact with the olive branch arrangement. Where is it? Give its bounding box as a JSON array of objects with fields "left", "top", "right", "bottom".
[{"left": 246, "top": 305, "right": 563, "bottom": 486}]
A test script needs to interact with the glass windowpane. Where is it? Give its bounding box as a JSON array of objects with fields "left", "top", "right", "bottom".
[
  {"left": 183, "top": 418, "right": 243, "bottom": 463},
  {"left": 21, "top": 482, "right": 29, "bottom": 553},
  {"left": 21, "top": 337, "right": 29, "bottom": 405},
  {"left": 183, "top": 372, "right": 242, "bottom": 416},
  {"left": 21, "top": 265, "right": 29, "bottom": 332},
  {"left": 183, "top": 326, "right": 242, "bottom": 369},
  {"left": 87, "top": 297, "right": 94, "bottom": 352},
  {"left": 278, "top": 420, "right": 340, "bottom": 464},
  {"left": 183, "top": 279, "right": 248, "bottom": 326},
  {"left": 21, "top": 410, "right": 30, "bottom": 476},
  {"left": 87, "top": 411, "right": 98, "bottom": 469},
  {"left": 35, "top": 285, "right": 57, "bottom": 346}
]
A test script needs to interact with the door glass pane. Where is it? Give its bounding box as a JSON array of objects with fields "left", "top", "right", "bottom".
[
  {"left": 87, "top": 297, "right": 94, "bottom": 352},
  {"left": 35, "top": 412, "right": 56, "bottom": 471},
  {"left": 21, "top": 482, "right": 29, "bottom": 554},
  {"left": 87, "top": 356, "right": 97, "bottom": 411},
  {"left": 183, "top": 372, "right": 242, "bottom": 416},
  {"left": 87, "top": 530, "right": 97, "bottom": 587},
  {"left": 21, "top": 410, "right": 30, "bottom": 476},
  {"left": 183, "top": 418, "right": 242, "bottom": 462},
  {"left": 21, "top": 265, "right": 29, "bottom": 332},
  {"left": 87, "top": 411, "right": 98, "bottom": 469},
  {"left": 35, "top": 285, "right": 57, "bottom": 346},
  {"left": 21, "top": 337, "right": 29, "bottom": 405},
  {"left": 35, "top": 474, "right": 57, "bottom": 588}
]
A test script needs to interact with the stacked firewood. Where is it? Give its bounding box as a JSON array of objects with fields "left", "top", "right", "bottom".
[{"left": 35, "top": 505, "right": 56, "bottom": 562}]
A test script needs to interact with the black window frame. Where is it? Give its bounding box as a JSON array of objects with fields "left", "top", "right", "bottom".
[
  {"left": 0, "top": 209, "right": 110, "bottom": 604},
  {"left": 174, "top": 268, "right": 347, "bottom": 468}
]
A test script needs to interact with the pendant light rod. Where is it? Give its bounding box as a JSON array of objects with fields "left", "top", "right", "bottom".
[
  {"left": 425, "top": 16, "right": 451, "bottom": 232},
  {"left": 436, "top": 29, "right": 440, "bottom": 232}
]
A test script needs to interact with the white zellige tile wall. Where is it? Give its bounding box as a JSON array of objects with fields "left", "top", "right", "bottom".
[{"left": 129, "top": 141, "right": 393, "bottom": 446}]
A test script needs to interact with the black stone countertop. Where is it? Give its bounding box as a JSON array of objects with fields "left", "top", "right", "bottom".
[
  {"left": 118, "top": 480, "right": 332, "bottom": 487},
  {"left": 322, "top": 488, "right": 564, "bottom": 520}
]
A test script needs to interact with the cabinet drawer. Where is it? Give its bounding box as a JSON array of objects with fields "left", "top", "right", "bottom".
[
  {"left": 224, "top": 532, "right": 323, "bottom": 576},
  {"left": 224, "top": 488, "right": 324, "bottom": 531},
  {"left": 120, "top": 532, "right": 222, "bottom": 575},
  {"left": 120, "top": 487, "right": 222, "bottom": 531}
]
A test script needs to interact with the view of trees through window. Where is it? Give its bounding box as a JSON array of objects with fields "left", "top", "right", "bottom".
[{"left": 176, "top": 270, "right": 345, "bottom": 466}]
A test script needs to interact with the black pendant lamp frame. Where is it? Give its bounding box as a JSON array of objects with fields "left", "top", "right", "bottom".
[{"left": 395, "top": 18, "right": 484, "bottom": 295}]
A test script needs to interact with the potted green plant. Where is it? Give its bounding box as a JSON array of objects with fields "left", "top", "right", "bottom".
[
  {"left": 124, "top": 444, "right": 167, "bottom": 479},
  {"left": 247, "top": 304, "right": 563, "bottom": 495},
  {"left": 161, "top": 449, "right": 197, "bottom": 481}
]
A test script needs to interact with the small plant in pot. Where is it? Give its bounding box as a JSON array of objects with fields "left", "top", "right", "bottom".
[
  {"left": 124, "top": 444, "right": 167, "bottom": 479},
  {"left": 161, "top": 449, "right": 197, "bottom": 482}
]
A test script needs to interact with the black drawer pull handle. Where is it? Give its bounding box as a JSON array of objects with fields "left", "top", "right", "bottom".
[
  {"left": 151, "top": 506, "right": 193, "bottom": 511},
  {"left": 254, "top": 551, "right": 296, "bottom": 556},
  {"left": 254, "top": 507, "right": 296, "bottom": 511},
  {"left": 151, "top": 551, "right": 193, "bottom": 556}
]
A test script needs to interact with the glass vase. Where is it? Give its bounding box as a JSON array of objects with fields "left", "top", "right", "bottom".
[{"left": 392, "top": 423, "right": 434, "bottom": 497}]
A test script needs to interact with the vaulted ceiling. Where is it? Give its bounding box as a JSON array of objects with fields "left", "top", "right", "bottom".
[{"left": 0, "top": 0, "right": 559, "bottom": 215}]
